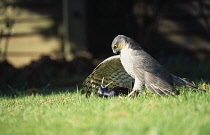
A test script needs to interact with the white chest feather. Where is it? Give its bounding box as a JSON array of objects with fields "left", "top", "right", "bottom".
[{"left": 120, "top": 47, "right": 135, "bottom": 78}]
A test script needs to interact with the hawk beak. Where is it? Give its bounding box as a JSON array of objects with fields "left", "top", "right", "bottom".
[{"left": 113, "top": 49, "right": 119, "bottom": 55}]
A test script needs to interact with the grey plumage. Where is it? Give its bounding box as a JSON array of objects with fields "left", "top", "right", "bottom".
[
  {"left": 171, "top": 74, "right": 197, "bottom": 89},
  {"left": 111, "top": 35, "right": 196, "bottom": 96},
  {"left": 81, "top": 55, "right": 197, "bottom": 96}
]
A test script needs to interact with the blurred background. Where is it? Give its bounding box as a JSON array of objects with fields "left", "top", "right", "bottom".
[{"left": 0, "top": 0, "right": 210, "bottom": 96}]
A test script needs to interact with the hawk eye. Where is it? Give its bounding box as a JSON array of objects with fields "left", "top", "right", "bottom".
[{"left": 114, "top": 44, "right": 118, "bottom": 48}]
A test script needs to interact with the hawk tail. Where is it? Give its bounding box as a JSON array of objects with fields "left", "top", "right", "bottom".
[{"left": 171, "top": 74, "right": 198, "bottom": 89}]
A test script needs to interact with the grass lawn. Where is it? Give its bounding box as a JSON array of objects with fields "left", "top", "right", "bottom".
[{"left": 0, "top": 84, "right": 210, "bottom": 135}]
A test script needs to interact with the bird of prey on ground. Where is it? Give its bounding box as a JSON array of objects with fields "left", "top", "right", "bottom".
[
  {"left": 110, "top": 35, "right": 197, "bottom": 96},
  {"left": 81, "top": 55, "right": 197, "bottom": 97}
]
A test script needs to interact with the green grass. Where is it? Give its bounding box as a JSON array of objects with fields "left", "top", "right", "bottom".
[{"left": 0, "top": 84, "right": 210, "bottom": 135}]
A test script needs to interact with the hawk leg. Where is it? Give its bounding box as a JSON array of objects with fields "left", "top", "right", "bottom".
[{"left": 128, "top": 78, "right": 144, "bottom": 97}]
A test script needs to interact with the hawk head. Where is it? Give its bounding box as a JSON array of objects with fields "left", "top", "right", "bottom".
[
  {"left": 111, "top": 35, "right": 128, "bottom": 54},
  {"left": 111, "top": 35, "right": 142, "bottom": 54}
]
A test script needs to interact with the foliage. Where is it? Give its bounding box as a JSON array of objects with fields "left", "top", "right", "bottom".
[{"left": 0, "top": 84, "right": 210, "bottom": 135}]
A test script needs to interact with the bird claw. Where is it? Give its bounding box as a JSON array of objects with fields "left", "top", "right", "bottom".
[{"left": 127, "top": 89, "right": 139, "bottom": 97}]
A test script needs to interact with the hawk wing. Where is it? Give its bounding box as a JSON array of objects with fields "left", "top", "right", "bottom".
[
  {"left": 132, "top": 53, "right": 178, "bottom": 96},
  {"left": 133, "top": 53, "right": 197, "bottom": 95},
  {"left": 81, "top": 55, "right": 134, "bottom": 95}
]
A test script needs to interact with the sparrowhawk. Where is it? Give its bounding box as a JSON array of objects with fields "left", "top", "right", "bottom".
[
  {"left": 111, "top": 35, "right": 191, "bottom": 96},
  {"left": 81, "top": 55, "right": 197, "bottom": 97}
]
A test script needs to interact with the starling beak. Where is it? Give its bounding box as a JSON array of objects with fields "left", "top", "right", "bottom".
[{"left": 98, "top": 81, "right": 116, "bottom": 97}]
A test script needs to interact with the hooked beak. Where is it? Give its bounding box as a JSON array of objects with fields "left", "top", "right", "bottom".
[{"left": 112, "top": 49, "right": 119, "bottom": 55}]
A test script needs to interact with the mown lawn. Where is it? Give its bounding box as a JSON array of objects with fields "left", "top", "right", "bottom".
[{"left": 0, "top": 84, "right": 210, "bottom": 135}]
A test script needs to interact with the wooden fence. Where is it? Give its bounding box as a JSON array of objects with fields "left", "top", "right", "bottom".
[{"left": 0, "top": 1, "right": 63, "bottom": 68}]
